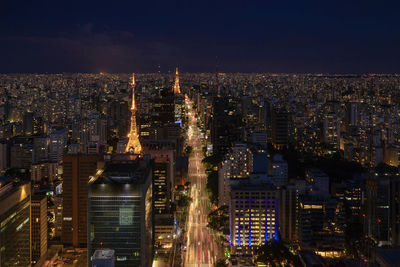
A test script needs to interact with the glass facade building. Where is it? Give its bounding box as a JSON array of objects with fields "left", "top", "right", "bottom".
[
  {"left": 0, "top": 179, "right": 31, "bottom": 267},
  {"left": 88, "top": 155, "right": 152, "bottom": 267}
]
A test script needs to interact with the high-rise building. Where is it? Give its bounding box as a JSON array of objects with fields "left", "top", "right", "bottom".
[
  {"left": 153, "top": 157, "right": 171, "bottom": 214},
  {"left": 363, "top": 175, "right": 400, "bottom": 246},
  {"left": 142, "top": 139, "right": 176, "bottom": 191},
  {"left": 218, "top": 158, "right": 232, "bottom": 207},
  {"left": 322, "top": 112, "right": 340, "bottom": 150},
  {"left": 0, "top": 178, "right": 31, "bottom": 266},
  {"left": 345, "top": 102, "right": 358, "bottom": 129},
  {"left": 49, "top": 128, "right": 67, "bottom": 162},
  {"left": 33, "top": 135, "right": 49, "bottom": 163},
  {"left": 23, "top": 111, "right": 33, "bottom": 136},
  {"left": 298, "top": 195, "right": 345, "bottom": 256},
  {"left": 88, "top": 155, "right": 153, "bottom": 267},
  {"left": 31, "top": 161, "right": 58, "bottom": 183},
  {"left": 218, "top": 144, "right": 253, "bottom": 208},
  {"left": 271, "top": 108, "right": 289, "bottom": 150},
  {"left": 230, "top": 143, "right": 253, "bottom": 179},
  {"left": 279, "top": 184, "right": 298, "bottom": 244},
  {"left": 343, "top": 179, "right": 362, "bottom": 222},
  {"left": 31, "top": 194, "right": 48, "bottom": 265},
  {"left": 230, "top": 180, "right": 279, "bottom": 254},
  {"left": 62, "top": 154, "right": 100, "bottom": 247}
]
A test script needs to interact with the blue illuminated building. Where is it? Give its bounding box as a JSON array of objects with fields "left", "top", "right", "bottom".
[{"left": 229, "top": 179, "right": 279, "bottom": 254}]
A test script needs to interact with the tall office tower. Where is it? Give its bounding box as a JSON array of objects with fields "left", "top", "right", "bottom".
[
  {"left": 148, "top": 88, "right": 175, "bottom": 125},
  {"left": 31, "top": 162, "right": 58, "bottom": 184},
  {"left": 343, "top": 179, "right": 362, "bottom": 222},
  {"left": 218, "top": 144, "right": 254, "bottom": 207},
  {"left": 88, "top": 155, "right": 152, "bottom": 267},
  {"left": 49, "top": 128, "right": 67, "bottom": 162},
  {"left": 298, "top": 195, "right": 345, "bottom": 256},
  {"left": 271, "top": 154, "right": 288, "bottom": 187},
  {"left": 62, "top": 154, "right": 100, "bottom": 247},
  {"left": 364, "top": 175, "right": 395, "bottom": 246},
  {"left": 23, "top": 111, "right": 34, "bottom": 135},
  {"left": 271, "top": 108, "right": 289, "bottom": 150},
  {"left": 153, "top": 157, "right": 171, "bottom": 214},
  {"left": 322, "top": 112, "right": 341, "bottom": 150},
  {"left": 279, "top": 184, "right": 298, "bottom": 244},
  {"left": 32, "top": 115, "right": 44, "bottom": 135},
  {"left": 345, "top": 102, "right": 358, "bottom": 129},
  {"left": 126, "top": 74, "right": 142, "bottom": 154},
  {"left": 33, "top": 135, "right": 49, "bottom": 163},
  {"left": 31, "top": 194, "right": 48, "bottom": 265},
  {"left": 230, "top": 143, "right": 253, "bottom": 179},
  {"left": 0, "top": 179, "right": 31, "bottom": 266},
  {"left": 108, "top": 100, "right": 130, "bottom": 137},
  {"left": 142, "top": 139, "right": 176, "bottom": 190},
  {"left": 211, "top": 97, "right": 241, "bottom": 156},
  {"left": 173, "top": 67, "right": 181, "bottom": 94},
  {"left": 230, "top": 180, "right": 279, "bottom": 254},
  {"left": 218, "top": 158, "right": 232, "bottom": 207}
]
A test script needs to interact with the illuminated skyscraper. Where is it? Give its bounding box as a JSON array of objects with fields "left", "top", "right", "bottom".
[
  {"left": 230, "top": 180, "right": 279, "bottom": 254},
  {"left": 126, "top": 74, "right": 142, "bottom": 154}
]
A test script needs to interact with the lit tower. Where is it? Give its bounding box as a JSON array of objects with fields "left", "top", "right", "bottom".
[
  {"left": 125, "top": 74, "right": 142, "bottom": 154},
  {"left": 173, "top": 67, "right": 181, "bottom": 94}
]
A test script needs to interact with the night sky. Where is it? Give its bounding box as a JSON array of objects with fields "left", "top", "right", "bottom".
[{"left": 1, "top": 0, "right": 400, "bottom": 73}]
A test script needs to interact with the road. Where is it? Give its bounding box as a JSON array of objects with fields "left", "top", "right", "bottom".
[{"left": 184, "top": 97, "right": 221, "bottom": 267}]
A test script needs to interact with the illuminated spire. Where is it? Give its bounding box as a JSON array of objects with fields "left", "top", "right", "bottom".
[
  {"left": 173, "top": 67, "right": 181, "bottom": 94},
  {"left": 131, "top": 73, "right": 136, "bottom": 110},
  {"left": 125, "top": 73, "right": 142, "bottom": 154}
]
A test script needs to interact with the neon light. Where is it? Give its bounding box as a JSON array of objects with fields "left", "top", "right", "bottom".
[
  {"left": 249, "top": 200, "right": 252, "bottom": 247},
  {"left": 238, "top": 210, "right": 241, "bottom": 247}
]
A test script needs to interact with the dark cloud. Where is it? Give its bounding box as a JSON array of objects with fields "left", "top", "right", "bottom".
[{"left": 1, "top": 0, "right": 400, "bottom": 73}]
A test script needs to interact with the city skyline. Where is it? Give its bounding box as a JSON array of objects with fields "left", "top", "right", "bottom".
[{"left": 2, "top": 1, "right": 400, "bottom": 266}]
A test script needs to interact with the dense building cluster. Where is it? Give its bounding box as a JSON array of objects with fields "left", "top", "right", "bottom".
[{"left": 1, "top": 72, "right": 400, "bottom": 266}]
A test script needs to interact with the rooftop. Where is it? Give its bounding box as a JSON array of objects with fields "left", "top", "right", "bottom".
[{"left": 92, "top": 249, "right": 114, "bottom": 259}]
